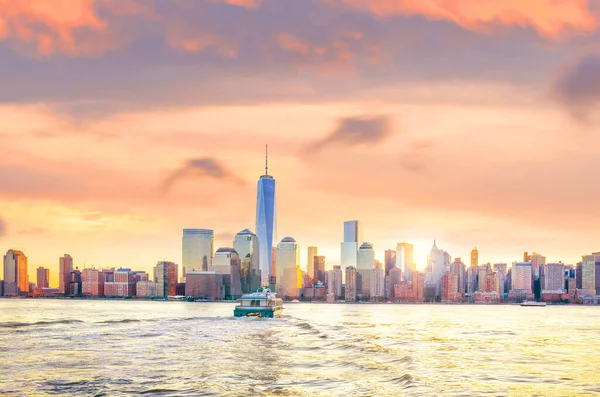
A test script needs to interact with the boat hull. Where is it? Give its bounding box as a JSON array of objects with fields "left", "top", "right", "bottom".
[{"left": 234, "top": 307, "right": 283, "bottom": 318}]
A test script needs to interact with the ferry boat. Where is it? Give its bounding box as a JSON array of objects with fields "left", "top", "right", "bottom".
[
  {"left": 234, "top": 288, "right": 283, "bottom": 318},
  {"left": 520, "top": 301, "right": 547, "bottom": 307}
]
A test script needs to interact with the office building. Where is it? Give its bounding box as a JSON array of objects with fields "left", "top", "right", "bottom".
[
  {"left": 396, "top": 242, "right": 415, "bottom": 281},
  {"left": 593, "top": 252, "right": 600, "bottom": 295},
  {"left": 276, "top": 237, "right": 302, "bottom": 298},
  {"left": 450, "top": 258, "right": 466, "bottom": 294},
  {"left": 82, "top": 268, "right": 104, "bottom": 297},
  {"left": 154, "top": 261, "right": 178, "bottom": 298},
  {"left": 36, "top": 267, "right": 49, "bottom": 289},
  {"left": 471, "top": 248, "right": 478, "bottom": 268},
  {"left": 234, "top": 229, "right": 260, "bottom": 292},
  {"left": 256, "top": 147, "right": 277, "bottom": 286},
  {"left": 313, "top": 256, "right": 326, "bottom": 284},
  {"left": 543, "top": 263, "right": 565, "bottom": 293},
  {"left": 136, "top": 281, "right": 157, "bottom": 298},
  {"left": 512, "top": 262, "right": 533, "bottom": 293},
  {"left": 69, "top": 269, "right": 82, "bottom": 296},
  {"left": 212, "top": 248, "right": 242, "bottom": 299},
  {"left": 581, "top": 255, "right": 596, "bottom": 291},
  {"left": 388, "top": 267, "right": 402, "bottom": 300},
  {"left": 442, "top": 273, "right": 460, "bottom": 302},
  {"left": 478, "top": 263, "right": 491, "bottom": 291},
  {"left": 345, "top": 266, "right": 357, "bottom": 302},
  {"left": 182, "top": 229, "right": 214, "bottom": 278},
  {"left": 357, "top": 242, "right": 374, "bottom": 297},
  {"left": 427, "top": 240, "right": 445, "bottom": 297},
  {"left": 370, "top": 267, "right": 385, "bottom": 300},
  {"left": 525, "top": 252, "right": 546, "bottom": 280},
  {"left": 185, "top": 271, "right": 225, "bottom": 300},
  {"left": 341, "top": 220, "right": 362, "bottom": 273},
  {"left": 59, "top": 254, "right": 73, "bottom": 295},
  {"left": 104, "top": 268, "right": 136, "bottom": 297},
  {"left": 307, "top": 246, "right": 318, "bottom": 279},
  {"left": 384, "top": 249, "right": 396, "bottom": 277},
  {"left": 3, "top": 250, "right": 27, "bottom": 296},
  {"left": 412, "top": 271, "right": 424, "bottom": 302},
  {"left": 327, "top": 265, "right": 343, "bottom": 299}
]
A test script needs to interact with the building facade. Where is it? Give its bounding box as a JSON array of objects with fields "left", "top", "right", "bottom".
[
  {"left": 256, "top": 158, "right": 277, "bottom": 286},
  {"left": 182, "top": 229, "right": 214, "bottom": 278},
  {"left": 345, "top": 266, "right": 357, "bottom": 302},
  {"left": 154, "top": 261, "right": 178, "bottom": 298},
  {"left": 59, "top": 254, "right": 73, "bottom": 295},
  {"left": 276, "top": 237, "right": 302, "bottom": 298}
]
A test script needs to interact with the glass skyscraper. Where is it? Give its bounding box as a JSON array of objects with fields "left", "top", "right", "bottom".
[
  {"left": 256, "top": 148, "right": 277, "bottom": 286},
  {"left": 182, "top": 229, "right": 214, "bottom": 279}
]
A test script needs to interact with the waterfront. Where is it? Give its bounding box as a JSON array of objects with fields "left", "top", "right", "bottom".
[{"left": 1, "top": 301, "right": 600, "bottom": 396}]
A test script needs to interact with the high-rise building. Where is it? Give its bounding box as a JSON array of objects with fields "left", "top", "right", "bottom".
[
  {"left": 276, "top": 237, "right": 302, "bottom": 298},
  {"left": 344, "top": 220, "right": 362, "bottom": 243},
  {"left": 483, "top": 272, "right": 500, "bottom": 294},
  {"left": 450, "top": 258, "right": 466, "bottom": 294},
  {"left": 467, "top": 266, "right": 478, "bottom": 293},
  {"left": 345, "top": 266, "right": 357, "bottom": 302},
  {"left": 69, "top": 269, "right": 82, "bottom": 296},
  {"left": 581, "top": 255, "right": 596, "bottom": 291},
  {"left": 388, "top": 267, "right": 402, "bottom": 300},
  {"left": 370, "top": 268, "right": 385, "bottom": 300},
  {"left": 396, "top": 242, "right": 415, "bottom": 281},
  {"left": 307, "top": 246, "right": 318, "bottom": 279},
  {"left": 478, "top": 263, "right": 491, "bottom": 291},
  {"left": 36, "top": 267, "right": 49, "bottom": 289},
  {"left": 3, "top": 250, "right": 27, "bottom": 296},
  {"left": 412, "top": 271, "right": 424, "bottom": 302},
  {"left": 256, "top": 146, "right": 277, "bottom": 286},
  {"left": 493, "top": 263, "right": 508, "bottom": 294},
  {"left": 357, "top": 242, "right": 374, "bottom": 297},
  {"left": 471, "top": 248, "right": 479, "bottom": 268},
  {"left": 59, "top": 254, "right": 73, "bottom": 295},
  {"left": 512, "top": 262, "right": 533, "bottom": 293},
  {"left": 234, "top": 229, "right": 260, "bottom": 293},
  {"left": 182, "top": 229, "right": 214, "bottom": 278},
  {"left": 427, "top": 241, "right": 445, "bottom": 297},
  {"left": 442, "top": 273, "right": 459, "bottom": 302},
  {"left": 82, "top": 268, "right": 105, "bottom": 297},
  {"left": 313, "top": 255, "right": 326, "bottom": 284},
  {"left": 593, "top": 252, "right": 600, "bottom": 295},
  {"left": 543, "top": 263, "right": 565, "bottom": 293},
  {"left": 154, "top": 261, "right": 178, "bottom": 298},
  {"left": 384, "top": 249, "right": 396, "bottom": 277},
  {"left": 212, "top": 247, "right": 242, "bottom": 299},
  {"left": 327, "top": 266, "right": 343, "bottom": 299},
  {"left": 525, "top": 252, "right": 546, "bottom": 280},
  {"left": 341, "top": 220, "right": 361, "bottom": 274},
  {"left": 104, "top": 268, "right": 136, "bottom": 297}
]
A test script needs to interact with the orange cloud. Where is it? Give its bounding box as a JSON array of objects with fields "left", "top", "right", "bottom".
[
  {"left": 329, "top": 0, "right": 597, "bottom": 39},
  {"left": 276, "top": 33, "right": 327, "bottom": 55},
  {"left": 0, "top": 0, "right": 106, "bottom": 56},
  {"left": 221, "top": 0, "right": 261, "bottom": 8}
]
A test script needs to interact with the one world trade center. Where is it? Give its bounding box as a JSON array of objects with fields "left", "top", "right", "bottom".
[{"left": 256, "top": 145, "right": 277, "bottom": 286}]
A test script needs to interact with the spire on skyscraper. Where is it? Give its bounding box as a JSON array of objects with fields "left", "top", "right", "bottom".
[{"left": 265, "top": 144, "right": 268, "bottom": 176}]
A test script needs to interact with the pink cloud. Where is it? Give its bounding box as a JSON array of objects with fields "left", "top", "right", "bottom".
[{"left": 328, "top": 0, "right": 597, "bottom": 39}]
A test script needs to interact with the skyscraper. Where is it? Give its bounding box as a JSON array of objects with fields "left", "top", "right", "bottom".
[
  {"left": 512, "top": 262, "right": 533, "bottom": 293},
  {"left": 307, "top": 246, "right": 318, "bottom": 279},
  {"left": 36, "top": 267, "right": 49, "bottom": 289},
  {"left": 470, "top": 248, "right": 478, "bottom": 268},
  {"left": 396, "top": 242, "right": 415, "bottom": 282},
  {"left": 3, "top": 250, "right": 27, "bottom": 296},
  {"left": 154, "top": 261, "right": 178, "bottom": 298},
  {"left": 59, "top": 254, "right": 73, "bottom": 295},
  {"left": 450, "top": 258, "right": 466, "bottom": 294},
  {"left": 357, "top": 242, "right": 374, "bottom": 297},
  {"left": 233, "top": 229, "right": 260, "bottom": 292},
  {"left": 543, "top": 263, "right": 565, "bottom": 293},
  {"left": 384, "top": 249, "right": 396, "bottom": 277},
  {"left": 313, "top": 256, "right": 326, "bottom": 284},
  {"left": 256, "top": 146, "right": 277, "bottom": 286},
  {"left": 327, "top": 266, "right": 343, "bottom": 299},
  {"left": 341, "top": 220, "right": 362, "bottom": 274},
  {"left": 581, "top": 255, "right": 596, "bottom": 291},
  {"left": 345, "top": 266, "right": 357, "bottom": 302},
  {"left": 182, "top": 229, "right": 214, "bottom": 278},
  {"left": 276, "top": 237, "right": 301, "bottom": 298},
  {"left": 427, "top": 240, "right": 445, "bottom": 297}
]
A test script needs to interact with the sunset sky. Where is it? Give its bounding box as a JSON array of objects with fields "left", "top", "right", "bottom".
[{"left": 1, "top": 0, "right": 600, "bottom": 286}]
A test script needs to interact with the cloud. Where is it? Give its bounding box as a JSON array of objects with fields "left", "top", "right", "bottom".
[
  {"left": 161, "top": 158, "right": 244, "bottom": 194},
  {"left": 0, "top": 216, "right": 5, "bottom": 237},
  {"left": 555, "top": 53, "right": 600, "bottom": 120},
  {"left": 307, "top": 115, "right": 392, "bottom": 152},
  {"left": 328, "top": 0, "right": 597, "bottom": 39},
  {"left": 220, "top": 0, "right": 261, "bottom": 8}
]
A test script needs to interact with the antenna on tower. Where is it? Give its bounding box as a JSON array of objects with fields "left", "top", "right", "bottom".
[{"left": 265, "top": 144, "right": 268, "bottom": 176}]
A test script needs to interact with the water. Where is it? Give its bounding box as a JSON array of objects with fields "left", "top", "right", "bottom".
[{"left": 1, "top": 300, "right": 599, "bottom": 396}]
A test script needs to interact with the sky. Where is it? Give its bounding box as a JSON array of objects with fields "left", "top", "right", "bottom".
[{"left": 1, "top": 0, "right": 600, "bottom": 287}]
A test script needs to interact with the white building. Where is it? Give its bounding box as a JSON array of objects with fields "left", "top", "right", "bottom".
[
  {"left": 327, "top": 266, "right": 343, "bottom": 299},
  {"left": 370, "top": 268, "right": 385, "bottom": 299},
  {"left": 212, "top": 247, "right": 240, "bottom": 274},
  {"left": 543, "top": 263, "right": 565, "bottom": 293},
  {"left": 276, "top": 237, "right": 302, "bottom": 298},
  {"left": 340, "top": 220, "right": 362, "bottom": 275}
]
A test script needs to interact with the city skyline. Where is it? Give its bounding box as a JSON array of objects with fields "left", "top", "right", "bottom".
[{"left": 2, "top": 1, "right": 600, "bottom": 286}]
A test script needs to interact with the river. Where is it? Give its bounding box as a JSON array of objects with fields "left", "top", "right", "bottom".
[{"left": 1, "top": 300, "right": 599, "bottom": 396}]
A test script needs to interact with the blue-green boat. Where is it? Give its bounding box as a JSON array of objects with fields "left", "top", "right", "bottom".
[{"left": 233, "top": 288, "right": 283, "bottom": 318}]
